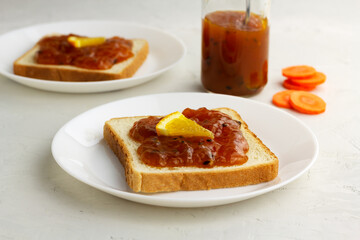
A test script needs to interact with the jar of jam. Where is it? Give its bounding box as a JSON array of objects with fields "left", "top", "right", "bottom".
[{"left": 201, "top": 0, "right": 271, "bottom": 96}]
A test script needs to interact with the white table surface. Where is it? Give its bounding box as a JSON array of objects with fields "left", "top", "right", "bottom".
[{"left": 1, "top": 0, "right": 359, "bottom": 239}]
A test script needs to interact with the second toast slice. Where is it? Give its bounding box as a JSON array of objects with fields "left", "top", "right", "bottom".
[{"left": 13, "top": 37, "right": 149, "bottom": 82}]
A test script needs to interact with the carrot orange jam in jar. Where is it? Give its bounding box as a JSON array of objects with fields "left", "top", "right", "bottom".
[
  {"left": 129, "top": 108, "right": 249, "bottom": 168},
  {"left": 201, "top": 8, "right": 269, "bottom": 96}
]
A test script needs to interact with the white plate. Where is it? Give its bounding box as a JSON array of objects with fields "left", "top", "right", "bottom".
[
  {"left": 51, "top": 92, "right": 319, "bottom": 208},
  {"left": 0, "top": 20, "right": 186, "bottom": 93}
]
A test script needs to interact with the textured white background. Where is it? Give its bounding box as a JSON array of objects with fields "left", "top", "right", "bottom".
[{"left": 0, "top": 0, "right": 359, "bottom": 239}]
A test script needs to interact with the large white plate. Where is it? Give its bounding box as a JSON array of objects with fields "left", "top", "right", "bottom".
[
  {"left": 51, "top": 92, "right": 318, "bottom": 207},
  {"left": 0, "top": 20, "right": 185, "bottom": 93}
]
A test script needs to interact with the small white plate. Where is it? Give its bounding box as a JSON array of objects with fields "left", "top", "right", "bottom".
[
  {"left": 0, "top": 20, "right": 186, "bottom": 93},
  {"left": 51, "top": 92, "right": 319, "bottom": 208}
]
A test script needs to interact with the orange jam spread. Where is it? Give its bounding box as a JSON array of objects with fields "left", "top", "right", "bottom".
[
  {"left": 35, "top": 34, "right": 133, "bottom": 70},
  {"left": 129, "top": 108, "right": 249, "bottom": 168}
]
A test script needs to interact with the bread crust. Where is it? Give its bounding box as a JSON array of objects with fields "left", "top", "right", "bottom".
[
  {"left": 103, "top": 108, "right": 279, "bottom": 193},
  {"left": 13, "top": 38, "right": 149, "bottom": 82}
]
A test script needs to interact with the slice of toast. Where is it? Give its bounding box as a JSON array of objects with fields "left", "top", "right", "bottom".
[
  {"left": 103, "top": 108, "right": 278, "bottom": 193},
  {"left": 13, "top": 37, "right": 149, "bottom": 82}
]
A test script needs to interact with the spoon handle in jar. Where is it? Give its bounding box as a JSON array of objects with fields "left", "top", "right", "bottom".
[{"left": 245, "top": 0, "right": 251, "bottom": 25}]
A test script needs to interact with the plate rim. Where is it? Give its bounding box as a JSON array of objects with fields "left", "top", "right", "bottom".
[
  {"left": 51, "top": 92, "right": 319, "bottom": 207},
  {"left": 0, "top": 20, "right": 186, "bottom": 92}
]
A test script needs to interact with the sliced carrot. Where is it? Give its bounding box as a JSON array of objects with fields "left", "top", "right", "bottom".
[
  {"left": 282, "top": 65, "right": 316, "bottom": 79},
  {"left": 288, "top": 72, "right": 326, "bottom": 86},
  {"left": 289, "top": 91, "right": 326, "bottom": 114},
  {"left": 283, "top": 79, "right": 317, "bottom": 91},
  {"left": 272, "top": 90, "right": 295, "bottom": 109}
]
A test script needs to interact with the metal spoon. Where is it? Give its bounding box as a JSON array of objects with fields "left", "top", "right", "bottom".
[{"left": 244, "top": 0, "right": 251, "bottom": 25}]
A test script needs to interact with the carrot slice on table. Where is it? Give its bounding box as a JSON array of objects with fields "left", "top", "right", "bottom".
[
  {"left": 272, "top": 90, "right": 295, "bottom": 109},
  {"left": 282, "top": 65, "right": 316, "bottom": 79},
  {"left": 289, "top": 91, "right": 326, "bottom": 114},
  {"left": 283, "top": 79, "right": 317, "bottom": 91},
  {"left": 289, "top": 72, "right": 326, "bottom": 86}
]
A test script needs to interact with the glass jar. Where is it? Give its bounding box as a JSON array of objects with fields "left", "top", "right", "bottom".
[{"left": 201, "top": 0, "right": 271, "bottom": 96}]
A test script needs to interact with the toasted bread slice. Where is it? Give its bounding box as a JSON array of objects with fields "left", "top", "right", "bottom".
[
  {"left": 13, "top": 38, "right": 149, "bottom": 82},
  {"left": 103, "top": 108, "right": 278, "bottom": 193}
]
